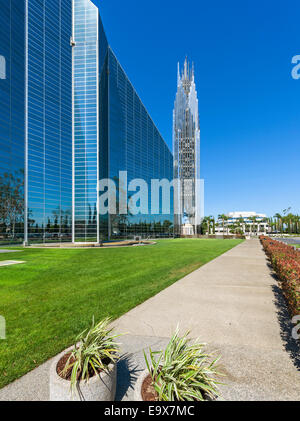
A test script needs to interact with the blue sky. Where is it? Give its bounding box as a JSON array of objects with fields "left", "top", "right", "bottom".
[{"left": 94, "top": 0, "right": 300, "bottom": 218}]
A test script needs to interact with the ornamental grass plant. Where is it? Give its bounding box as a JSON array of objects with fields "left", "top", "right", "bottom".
[
  {"left": 60, "top": 317, "right": 120, "bottom": 393},
  {"left": 144, "top": 328, "right": 223, "bottom": 401}
]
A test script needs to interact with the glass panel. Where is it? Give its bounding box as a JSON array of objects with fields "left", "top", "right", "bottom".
[
  {"left": 27, "top": 0, "right": 73, "bottom": 243},
  {"left": 0, "top": 0, "right": 25, "bottom": 245}
]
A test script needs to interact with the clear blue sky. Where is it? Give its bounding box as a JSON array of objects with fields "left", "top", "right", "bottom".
[{"left": 93, "top": 0, "right": 300, "bottom": 218}]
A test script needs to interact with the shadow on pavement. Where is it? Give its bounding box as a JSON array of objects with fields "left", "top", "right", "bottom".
[
  {"left": 272, "top": 283, "right": 300, "bottom": 371},
  {"left": 116, "top": 354, "right": 141, "bottom": 401}
]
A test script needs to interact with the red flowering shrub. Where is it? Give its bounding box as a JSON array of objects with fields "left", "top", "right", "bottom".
[{"left": 260, "top": 236, "right": 300, "bottom": 317}]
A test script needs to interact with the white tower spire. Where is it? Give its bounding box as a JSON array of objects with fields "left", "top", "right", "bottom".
[
  {"left": 173, "top": 58, "right": 202, "bottom": 235},
  {"left": 184, "top": 56, "right": 188, "bottom": 79}
]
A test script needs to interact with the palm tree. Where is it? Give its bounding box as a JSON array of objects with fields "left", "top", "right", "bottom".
[
  {"left": 212, "top": 216, "right": 216, "bottom": 235},
  {"left": 249, "top": 216, "right": 257, "bottom": 236},
  {"left": 201, "top": 217, "right": 209, "bottom": 235},
  {"left": 207, "top": 216, "right": 215, "bottom": 235},
  {"left": 295, "top": 215, "right": 300, "bottom": 234},
  {"left": 229, "top": 224, "right": 236, "bottom": 234},
  {"left": 274, "top": 213, "right": 282, "bottom": 233},
  {"left": 237, "top": 217, "right": 244, "bottom": 234},
  {"left": 225, "top": 215, "right": 230, "bottom": 235},
  {"left": 245, "top": 224, "right": 251, "bottom": 234},
  {"left": 261, "top": 217, "right": 269, "bottom": 234},
  {"left": 286, "top": 213, "right": 294, "bottom": 234},
  {"left": 218, "top": 214, "right": 226, "bottom": 236},
  {"left": 282, "top": 208, "right": 292, "bottom": 234}
]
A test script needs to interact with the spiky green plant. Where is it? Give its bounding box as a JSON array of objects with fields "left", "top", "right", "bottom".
[
  {"left": 144, "top": 328, "right": 223, "bottom": 401},
  {"left": 61, "top": 317, "right": 120, "bottom": 393}
]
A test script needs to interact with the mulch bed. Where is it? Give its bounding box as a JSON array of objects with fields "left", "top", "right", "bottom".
[
  {"left": 141, "top": 373, "right": 213, "bottom": 402},
  {"left": 141, "top": 374, "right": 159, "bottom": 401},
  {"left": 56, "top": 352, "right": 110, "bottom": 381}
]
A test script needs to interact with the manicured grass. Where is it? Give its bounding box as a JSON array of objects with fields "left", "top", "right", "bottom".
[{"left": 0, "top": 239, "right": 242, "bottom": 389}]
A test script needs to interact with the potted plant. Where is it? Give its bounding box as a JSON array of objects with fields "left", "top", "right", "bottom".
[
  {"left": 135, "top": 328, "right": 223, "bottom": 401},
  {"left": 50, "top": 317, "right": 120, "bottom": 401}
]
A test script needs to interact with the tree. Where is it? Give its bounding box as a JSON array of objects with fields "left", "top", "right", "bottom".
[
  {"left": 209, "top": 216, "right": 215, "bottom": 234},
  {"left": 249, "top": 216, "right": 257, "bottom": 236},
  {"left": 0, "top": 170, "right": 24, "bottom": 239},
  {"left": 200, "top": 217, "right": 209, "bottom": 235},
  {"left": 218, "top": 214, "right": 228, "bottom": 236},
  {"left": 274, "top": 213, "right": 282, "bottom": 233},
  {"left": 237, "top": 217, "right": 244, "bottom": 234},
  {"left": 224, "top": 215, "right": 229, "bottom": 235},
  {"left": 207, "top": 216, "right": 215, "bottom": 235},
  {"left": 163, "top": 220, "right": 173, "bottom": 235},
  {"left": 286, "top": 213, "right": 294, "bottom": 234}
]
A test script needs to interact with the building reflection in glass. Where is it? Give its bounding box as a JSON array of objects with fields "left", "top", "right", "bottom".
[{"left": 0, "top": 0, "right": 25, "bottom": 244}]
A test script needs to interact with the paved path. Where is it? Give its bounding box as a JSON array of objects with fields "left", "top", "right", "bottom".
[
  {"left": 276, "top": 237, "right": 300, "bottom": 246},
  {"left": 0, "top": 239, "right": 299, "bottom": 401},
  {"left": 0, "top": 250, "right": 22, "bottom": 253},
  {"left": 114, "top": 239, "right": 300, "bottom": 400},
  {"left": 0, "top": 261, "right": 25, "bottom": 267}
]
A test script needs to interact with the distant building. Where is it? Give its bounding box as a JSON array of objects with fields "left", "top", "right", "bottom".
[
  {"left": 173, "top": 58, "right": 203, "bottom": 237},
  {"left": 215, "top": 212, "right": 269, "bottom": 235}
]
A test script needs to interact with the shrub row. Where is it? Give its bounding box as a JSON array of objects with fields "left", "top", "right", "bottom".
[{"left": 260, "top": 236, "right": 300, "bottom": 317}]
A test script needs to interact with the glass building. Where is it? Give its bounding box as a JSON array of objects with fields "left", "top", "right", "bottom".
[
  {"left": 73, "top": 0, "right": 174, "bottom": 241},
  {"left": 104, "top": 49, "right": 174, "bottom": 239},
  {"left": 26, "top": 0, "right": 73, "bottom": 244},
  {"left": 73, "top": 0, "right": 107, "bottom": 242},
  {"left": 0, "top": 0, "right": 25, "bottom": 245},
  {"left": 0, "top": 0, "right": 174, "bottom": 244},
  {"left": 173, "top": 58, "right": 202, "bottom": 236},
  {"left": 0, "top": 0, "right": 73, "bottom": 245}
]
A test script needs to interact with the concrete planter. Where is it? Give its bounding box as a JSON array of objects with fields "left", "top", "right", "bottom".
[
  {"left": 134, "top": 370, "right": 150, "bottom": 401},
  {"left": 50, "top": 349, "right": 117, "bottom": 401}
]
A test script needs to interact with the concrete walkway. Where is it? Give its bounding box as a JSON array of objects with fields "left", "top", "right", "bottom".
[
  {"left": 115, "top": 239, "right": 300, "bottom": 400},
  {"left": 0, "top": 250, "right": 22, "bottom": 253},
  {"left": 0, "top": 239, "right": 299, "bottom": 400}
]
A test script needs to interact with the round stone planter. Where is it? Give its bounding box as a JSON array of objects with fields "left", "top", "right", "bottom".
[
  {"left": 134, "top": 369, "right": 150, "bottom": 401},
  {"left": 50, "top": 349, "right": 117, "bottom": 401}
]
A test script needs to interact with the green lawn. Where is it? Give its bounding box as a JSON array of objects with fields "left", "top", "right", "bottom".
[{"left": 0, "top": 238, "right": 242, "bottom": 389}]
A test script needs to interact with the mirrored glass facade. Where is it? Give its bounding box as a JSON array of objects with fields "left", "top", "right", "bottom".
[
  {"left": 0, "top": 0, "right": 174, "bottom": 244},
  {"left": 73, "top": 1, "right": 174, "bottom": 241},
  {"left": 26, "top": 0, "right": 73, "bottom": 244},
  {"left": 0, "top": 0, "right": 25, "bottom": 245},
  {"left": 73, "top": 0, "right": 105, "bottom": 242},
  {"left": 105, "top": 49, "right": 174, "bottom": 239}
]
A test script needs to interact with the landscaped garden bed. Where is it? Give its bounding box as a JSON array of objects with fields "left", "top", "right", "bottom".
[{"left": 260, "top": 236, "right": 300, "bottom": 317}]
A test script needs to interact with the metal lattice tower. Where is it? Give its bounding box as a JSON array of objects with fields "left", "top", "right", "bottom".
[{"left": 173, "top": 58, "right": 201, "bottom": 235}]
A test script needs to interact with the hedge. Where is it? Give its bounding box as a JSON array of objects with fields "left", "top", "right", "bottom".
[{"left": 260, "top": 236, "right": 300, "bottom": 317}]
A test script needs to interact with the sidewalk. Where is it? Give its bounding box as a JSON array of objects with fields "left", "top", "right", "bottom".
[{"left": 0, "top": 239, "right": 299, "bottom": 401}]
